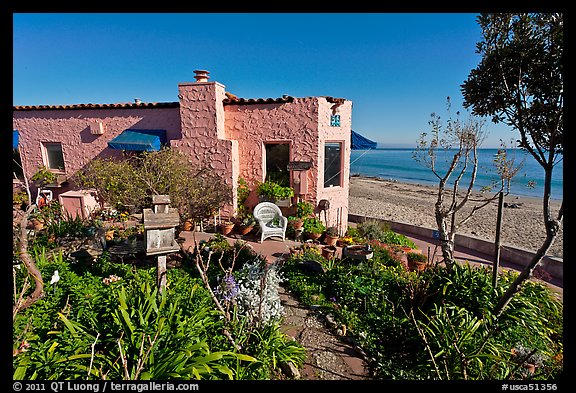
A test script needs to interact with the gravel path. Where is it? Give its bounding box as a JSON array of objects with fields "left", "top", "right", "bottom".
[{"left": 278, "top": 285, "right": 371, "bottom": 380}]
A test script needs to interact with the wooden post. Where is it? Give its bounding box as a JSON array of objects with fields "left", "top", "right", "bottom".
[
  {"left": 157, "top": 255, "right": 167, "bottom": 294},
  {"left": 143, "top": 195, "right": 179, "bottom": 295},
  {"left": 492, "top": 191, "right": 504, "bottom": 288}
]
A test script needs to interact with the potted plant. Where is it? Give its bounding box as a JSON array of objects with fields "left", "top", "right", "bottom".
[
  {"left": 407, "top": 252, "right": 428, "bottom": 272},
  {"left": 219, "top": 220, "right": 235, "bottom": 236},
  {"left": 256, "top": 180, "right": 294, "bottom": 207},
  {"left": 181, "top": 215, "right": 194, "bottom": 231},
  {"left": 321, "top": 245, "right": 337, "bottom": 260},
  {"left": 336, "top": 235, "right": 354, "bottom": 248},
  {"left": 302, "top": 217, "right": 325, "bottom": 241},
  {"left": 324, "top": 226, "right": 339, "bottom": 246},
  {"left": 288, "top": 216, "right": 304, "bottom": 230},
  {"left": 295, "top": 201, "right": 315, "bottom": 218},
  {"left": 289, "top": 244, "right": 304, "bottom": 257},
  {"left": 236, "top": 214, "right": 256, "bottom": 235}
]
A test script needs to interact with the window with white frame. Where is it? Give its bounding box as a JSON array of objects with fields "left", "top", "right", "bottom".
[
  {"left": 324, "top": 142, "right": 342, "bottom": 187},
  {"left": 42, "top": 142, "right": 65, "bottom": 172}
]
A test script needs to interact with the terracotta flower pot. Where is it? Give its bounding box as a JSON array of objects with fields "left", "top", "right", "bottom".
[
  {"left": 305, "top": 232, "right": 322, "bottom": 241},
  {"left": 237, "top": 225, "right": 254, "bottom": 236},
  {"left": 289, "top": 247, "right": 303, "bottom": 257},
  {"left": 324, "top": 234, "right": 338, "bottom": 246},
  {"left": 290, "top": 219, "right": 304, "bottom": 230},
  {"left": 182, "top": 220, "right": 192, "bottom": 231},
  {"left": 182, "top": 220, "right": 193, "bottom": 231},
  {"left": 220, "top": 222, "right": 235, "bottom": 236},
  {"left": 321, "top": 245, "right": 337, "bottom": 259},
  {"left": 408, "top": 260, "right": 427, "bottom": 272}
]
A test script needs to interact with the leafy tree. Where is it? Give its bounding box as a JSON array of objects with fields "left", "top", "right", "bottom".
[
  {"left": 461, "top": 13, "right": 563, "bottom": 316},
  {"left": 413, "top": 98, "right": 519, "bottom": 271},
  {"left": 72, "top": 148, "right": 232, "bottom": 222}
]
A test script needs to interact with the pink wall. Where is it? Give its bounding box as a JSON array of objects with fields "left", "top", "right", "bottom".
[
  {"left": 225, "top": 97, "right": 319, "bottom": 199},
  {"left": 317, "top": 99, "right": 352, "bottom": 235},
  {"left": 225, "top": 96, "right": 351, "bottom": 233},
  {"left": 13, "top": 76, "right": 352, "bottom": 232},
  {"left": 13, "top": 107, "right": 181, "bottom": 197},
  {"left": 170, "top": 81, "right": 237, "bottom": 217}
]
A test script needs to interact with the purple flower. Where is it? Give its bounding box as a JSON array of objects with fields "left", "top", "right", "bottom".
[{"left": 215, "top": 273, "right": 239, "bottom": 302}]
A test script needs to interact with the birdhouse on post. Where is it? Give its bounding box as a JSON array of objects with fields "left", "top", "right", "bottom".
[{"left": 143, "top": 195, "right": 180, "bottom": 293}]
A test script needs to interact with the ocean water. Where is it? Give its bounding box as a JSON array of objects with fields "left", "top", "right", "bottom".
[{"left": 350, "top": 148, "right": 563, "bottom": 201}]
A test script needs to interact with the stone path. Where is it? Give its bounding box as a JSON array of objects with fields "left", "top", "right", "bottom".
[{"left": 278, "top": 284, "right": 371, "bottom": 380}]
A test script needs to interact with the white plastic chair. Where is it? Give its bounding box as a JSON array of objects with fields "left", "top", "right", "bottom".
[{"left": 253, "top": 202, "right": 288, "bottom": 243}]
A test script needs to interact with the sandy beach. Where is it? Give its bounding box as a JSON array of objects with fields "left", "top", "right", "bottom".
[{"left": 348, "top": 176, "right": 563, "bottom": 259}]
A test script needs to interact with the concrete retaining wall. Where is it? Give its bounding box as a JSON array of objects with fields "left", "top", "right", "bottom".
[{"left": 348, "top": 213, "right": 563, "bottom": 281}]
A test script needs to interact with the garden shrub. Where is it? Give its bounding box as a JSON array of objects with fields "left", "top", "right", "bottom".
[
  {"left": 357, "top": 220, "right": 389, "bottom": 240},
  {"left": 234, "top": 260, "right": 285, "bottom": 326},
  {"left": 281, "top": 249, "right": 563, "bottom": 380},
  {"left": 14, "top": 245, "right": 304, "bottom": 380}
]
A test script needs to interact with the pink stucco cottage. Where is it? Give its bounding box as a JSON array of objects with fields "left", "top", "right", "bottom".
[{"left": 13, "top": 70, "right": 352, "bottom": 232}]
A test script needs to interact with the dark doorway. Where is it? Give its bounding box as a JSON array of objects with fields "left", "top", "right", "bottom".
[{"left": 265, "top": 143, "right": 290, "bottom": 187}]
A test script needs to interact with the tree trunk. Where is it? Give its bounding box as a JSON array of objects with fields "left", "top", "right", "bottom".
[
  {"left": 493, "top": 164, "right": 562, "bottom": 317},
  {"left": 436, "top": 211, "right": 455, "bottom": 271},
  {"left": 13, "top": 205, "right": 45, "bottom": 315},
  {"left": 493, "top": 231, "right": 557, "bottom": 317}
]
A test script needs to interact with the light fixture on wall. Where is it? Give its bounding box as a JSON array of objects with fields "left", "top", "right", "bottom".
[{"left": 89, "top": 121, "right": 106, "bottom": 135}]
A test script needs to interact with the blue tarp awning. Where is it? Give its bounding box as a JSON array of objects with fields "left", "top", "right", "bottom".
[
  {"left": 13, "top": 130, "right": 18, "bottom": 149},
  {"left": 351, "top": 130, "right": 377, "bottom": 150},
  {"left": 107, "top": 129, "right": 167, "bottom": 151}
]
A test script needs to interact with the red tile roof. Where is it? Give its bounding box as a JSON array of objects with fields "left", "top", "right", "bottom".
[
  {"left": 223, "top": 94, "right": 294, "bottom": 105},
  {"left": 13, "top": 102, "right": 179, "bottom": 111},
  {"left": 13, "top": 95, "right": 345, "bottom": 111}
]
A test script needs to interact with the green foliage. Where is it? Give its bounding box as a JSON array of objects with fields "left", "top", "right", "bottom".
[
  {"left": 256, "top": 180, "right": 294, "bottom": 201},
  {"left": 13, "top": 190, "right": 29, "bottom": 205},
  {"left": 357, "top": 220, "right": 388, "bottom": 240},
  {"left": 72, "top": 148, "right": 232, "bottom": 220},
  {"left": 295, "top": 201, "right": 315, "bottom": 218},
  {"left": 31, "top": 165, "right": 58, "bottom": 186},
  {"left": 302, "top": 217, "right": 325, "bottom": 235},
  {"left": 415, "top": 303, "right": 508, "bottom": 379},
  {"left": 73, "top": 157, "right": 140, "bottom": 210},
  {"left": 380, "top": 230, "right": 417, "bottom": 248},
  {"left": 240, "top": 323, "right": 306, "bottom": 379},
  {"left": 345, "top": 226, "right": 364, "bottom": 243},
  {"left": 354, "top": 221, "right": 416, "bottom": 248},
  {"left": 281, "top": 250, "right": 563, "bottom": 380},
  {"left": 239, "top": 214, "right": 257, "bottom": 227},
  {"left": 407, "top": 252, "right": 427, "bottom": 263},
  {"left": 462, "top": 13, "right": 563, "bottom": 154},
  {"left": 45, "top": 212, "right": 87, "bottom": 239},
  {"left": 13, "top": 242, "right": 305, "bottom": 380},
  {"left": 236, "top": 177, "right": 252, "bottom": 218},
  {"left": 325, "top": 226, "right": 339, "bottom": 237}
]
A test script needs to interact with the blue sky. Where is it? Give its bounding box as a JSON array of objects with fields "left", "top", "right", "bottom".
[{"left": 13, "top": 13, "right": 516, "bottom": 148}]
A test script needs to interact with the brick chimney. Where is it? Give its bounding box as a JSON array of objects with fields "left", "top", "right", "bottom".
[{"left": 193, "top": 70, "right": 210, "bottom": 83}]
